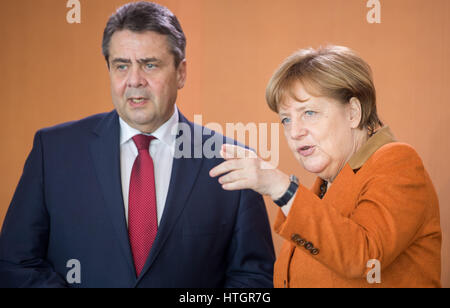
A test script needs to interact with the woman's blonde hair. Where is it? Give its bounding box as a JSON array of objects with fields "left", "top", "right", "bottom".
[{"left": 266, "top": 45, "right": 382, "bottom": 134}]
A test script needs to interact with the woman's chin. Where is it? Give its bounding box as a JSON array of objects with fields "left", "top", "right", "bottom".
[{"left": 299, "top": 159, "right": 329, "bottom": 177}]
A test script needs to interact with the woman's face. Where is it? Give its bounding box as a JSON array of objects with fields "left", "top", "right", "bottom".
[{"left": 279, "top": 81, "right": 361, "bottom": 182}]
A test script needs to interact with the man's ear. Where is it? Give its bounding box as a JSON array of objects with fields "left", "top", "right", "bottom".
[
  {"left": 177, "top": 59, "right": 187, "bottom": 89},
  {"left": 348, "top": 97, "right": 363, "bottom": 129},
  {"left": 105, "top": 57, "right": 111, "bottom": 71}
]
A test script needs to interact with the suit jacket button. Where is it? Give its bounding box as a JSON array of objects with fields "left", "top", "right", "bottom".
[
  {"left": 305, "top": 242, "right": 314, "bottom": 250},
  {"left": 311, "top": 248, "right": 320, "bottom": 255},
  {"left": 291, "top": 234, "right": 301, "bottom": 242}
]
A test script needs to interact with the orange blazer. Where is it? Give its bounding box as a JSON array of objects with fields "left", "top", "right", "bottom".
[{"left": 274, "top": 127, "right": 442, "bottom": 288}]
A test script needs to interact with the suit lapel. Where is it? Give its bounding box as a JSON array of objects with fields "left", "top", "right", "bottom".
[
  {"left": 136, "top": 113, "right": 204, "bottom": 285},
  {"left": 89, "top": 110, "right": 135, "bottom": 275}
]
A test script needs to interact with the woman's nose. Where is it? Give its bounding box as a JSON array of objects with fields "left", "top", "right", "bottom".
[{"left": 289, "top": 119, "right": 308, "bottom": 140}]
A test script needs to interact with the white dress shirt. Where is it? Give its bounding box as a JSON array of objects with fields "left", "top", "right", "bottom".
[{"left": 119, "top": 106, "right": 179, "bottom": 226}]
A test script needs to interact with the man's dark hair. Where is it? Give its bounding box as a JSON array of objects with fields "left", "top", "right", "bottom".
[{"left": 102, "top": 1, "right": 186, "bottom": 68}]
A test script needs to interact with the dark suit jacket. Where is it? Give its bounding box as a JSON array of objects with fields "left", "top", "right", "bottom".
[{"left": 0, "top": 110, "right": 275, "bottom": 288}]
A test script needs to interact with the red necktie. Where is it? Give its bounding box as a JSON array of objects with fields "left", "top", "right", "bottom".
[{"left": 128, "top": 134, "right": 158, "bottom": 277}]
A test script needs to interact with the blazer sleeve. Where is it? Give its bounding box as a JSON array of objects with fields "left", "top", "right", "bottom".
[
  {"left": 224, "top": 189, "right": 275, "bottom": 287},
  {"left": 0, "top": 131, "right": 67, "bottom": 287},
  {"left": 274, "top": 144, "right": 437, "bottom": 279}
]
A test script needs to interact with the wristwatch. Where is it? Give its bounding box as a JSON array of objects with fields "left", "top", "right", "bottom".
[{"left": 274, "top": 175, "right": 299, "bottom": 207}]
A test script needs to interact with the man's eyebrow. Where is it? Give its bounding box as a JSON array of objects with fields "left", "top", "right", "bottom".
[
  {"left": 110, "top": 58, "right": 161, "bottom": 65},
  {"left": 137, "top": 57, "right": 160, "bottom": 64},
  {"left": 111, "top": 58, "right": 132, "bottom": 65}
]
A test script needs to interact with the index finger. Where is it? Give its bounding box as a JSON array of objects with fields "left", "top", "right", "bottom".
[
  {"left": 221, "top": 144, "right": 257, "bottom": 160},
  {"left": 209, "top": 158, "right": 245, "bottom": 178}
]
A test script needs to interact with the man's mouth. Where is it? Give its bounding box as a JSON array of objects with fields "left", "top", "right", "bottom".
[{"left": 128, "top": 97, "right": 148, "bottom": 106}]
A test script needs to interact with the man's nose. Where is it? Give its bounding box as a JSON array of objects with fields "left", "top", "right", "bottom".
[{"left": 127, "top": 67, "right": 147, "bottom": 88}]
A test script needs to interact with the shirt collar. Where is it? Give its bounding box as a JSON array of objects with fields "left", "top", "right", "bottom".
[
  {"left": 348, "top": 126, "right": 397, "bottom": 170},
  {"left": 119, "top": 105, "right": 179, "bottom": 149}
]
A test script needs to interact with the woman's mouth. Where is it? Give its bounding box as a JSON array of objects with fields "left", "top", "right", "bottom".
[{"left": 297, "top": 145, "right": 316, "bottom": 157}]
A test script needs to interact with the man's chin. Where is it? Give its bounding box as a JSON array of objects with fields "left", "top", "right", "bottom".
[
  {"left": 127, "top": 109, "right": 156, "bottom": 123},
  {"left": 120, "top": 114, "right": 158, "bottom": 131}
]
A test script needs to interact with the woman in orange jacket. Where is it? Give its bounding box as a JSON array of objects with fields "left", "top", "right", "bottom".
[{"left": 210, "top": 45, "right": 441, "bottom": 288}]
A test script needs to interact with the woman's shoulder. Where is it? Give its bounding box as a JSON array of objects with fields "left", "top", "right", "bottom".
[
  {"left": 374, "top": 141, "right": 420, "bottom": 157},
  {"left": 365, "top": 142, "right": 425, "bottom": 173}
]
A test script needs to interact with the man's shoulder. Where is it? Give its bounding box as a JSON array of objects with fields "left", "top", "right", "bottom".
[
  {"left": 38, "top": 111, "right": 116, "bottom": 138},
  {"left": 179, "top": 116, "right": 249, "bottom": 163},
  {"left": 179, "top": 113, "right": 245, "bottom": 148}
]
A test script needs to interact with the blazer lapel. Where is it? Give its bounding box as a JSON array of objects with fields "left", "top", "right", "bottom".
[
  {"left": 89, "top": 110, "right": 135, "bottom": 275},
  {"left": 136, "top": 113, "right": 204, "bottom": 285}
]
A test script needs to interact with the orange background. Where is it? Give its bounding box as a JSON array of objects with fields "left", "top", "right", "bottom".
[{"left": 1, "top": 0, "right": 449, "bottom": 287}]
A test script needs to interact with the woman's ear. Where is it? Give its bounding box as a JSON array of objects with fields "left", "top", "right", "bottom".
[{"left": 348, "top": 97, "right": 362, "bottom": 129}]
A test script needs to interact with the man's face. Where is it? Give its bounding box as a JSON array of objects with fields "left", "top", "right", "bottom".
[{"left": 108, "top": 30, "right": 186, "bottom": 133}]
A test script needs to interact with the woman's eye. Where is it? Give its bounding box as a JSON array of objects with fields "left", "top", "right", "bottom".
[
  {"left": 281, "top": 117, "right": 291, "bottom": 125},
  {"left": 305, "top": 111, "right": 316, "bottom": 117}
]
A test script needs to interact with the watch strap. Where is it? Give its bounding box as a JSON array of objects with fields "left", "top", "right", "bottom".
[{"left": 274, "top": 175, "right": 299, "bottom": 207}]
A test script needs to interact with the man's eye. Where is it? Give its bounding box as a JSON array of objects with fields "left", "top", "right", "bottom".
[
  {"left": 145, "top": 63, "right": 156, "bottom": 70},
  {"left": 305, "top": 111, "right": 316, "bottom": 117},
  {"left": 116, "top": 65, "right": 128, "bottom": 71}
]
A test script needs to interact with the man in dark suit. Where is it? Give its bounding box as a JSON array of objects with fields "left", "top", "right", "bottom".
[{"left": 0, "top": 1, "right": 275, "bottom": 288}]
